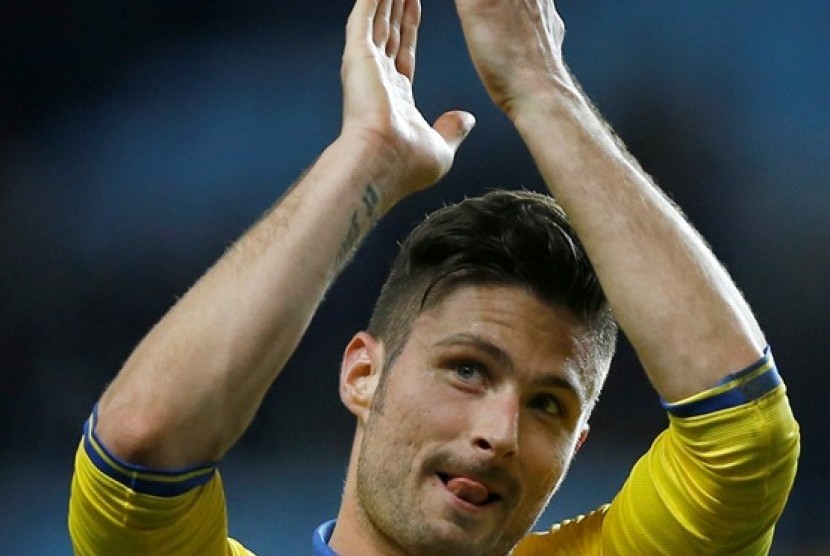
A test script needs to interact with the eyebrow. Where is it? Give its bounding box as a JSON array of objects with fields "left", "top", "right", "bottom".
[{"left": 433, "top": 332, "right": 585, "bottom": 404}]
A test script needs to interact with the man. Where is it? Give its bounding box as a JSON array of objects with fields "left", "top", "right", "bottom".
[{"left": 68, "top": 0, "right": 799, "bottom": 554}]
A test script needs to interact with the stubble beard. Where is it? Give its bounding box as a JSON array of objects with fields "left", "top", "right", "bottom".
[{"left": 355, "top": 416, "right": 520, "bottom": 556}]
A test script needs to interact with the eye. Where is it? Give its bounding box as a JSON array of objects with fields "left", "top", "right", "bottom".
[
  {"left": 529, "top": 394, "right": 562, "bottom": 417},
  {"left": 453, "top": 361, "right": 487, "bottom": 386}
]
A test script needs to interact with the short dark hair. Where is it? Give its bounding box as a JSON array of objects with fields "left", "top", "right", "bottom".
[{"left": 367, "top": 189, "right": 617, "bottom": 403}]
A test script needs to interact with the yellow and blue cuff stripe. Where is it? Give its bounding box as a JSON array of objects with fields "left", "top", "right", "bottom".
[
  {"left": 661, "top": 346, "right": 782, "bottom": 418},
  {"left": 83, "top": 407, "right": 217, "bottom": 497}
]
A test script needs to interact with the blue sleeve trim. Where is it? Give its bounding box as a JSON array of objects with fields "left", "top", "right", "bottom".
[
  {"left": 82, "top": 406, "right": 217, "bottom": 497},
  {"left": 661, "top": 348, "right": 782, "bottom": 418}
]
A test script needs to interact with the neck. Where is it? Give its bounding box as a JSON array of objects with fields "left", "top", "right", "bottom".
[{"left": 329, "top": 437, "right": 410, "bottom": 556}]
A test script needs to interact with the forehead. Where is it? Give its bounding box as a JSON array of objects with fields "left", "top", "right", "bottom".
[{"left": 403, "top": 284, "right": 594, "bottom": 403}]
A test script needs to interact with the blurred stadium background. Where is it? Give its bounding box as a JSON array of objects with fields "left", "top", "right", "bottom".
[{"left": 1, "top": 1, "right": 827, "bottom": 553}]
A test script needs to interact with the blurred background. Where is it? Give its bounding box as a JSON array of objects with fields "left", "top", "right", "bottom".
[{"left": 1, "top": 0, "right": 827, "bottom": 553}]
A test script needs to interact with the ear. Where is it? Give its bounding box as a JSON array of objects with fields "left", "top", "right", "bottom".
[
  {"left": 339, "top": 331, "right": 384, "bottom": 424},
  {"left": 574, "top": 424, "right": 590, "bottom": 454}
]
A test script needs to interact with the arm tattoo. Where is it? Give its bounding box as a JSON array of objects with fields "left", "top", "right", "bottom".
[{"left": 335, "top": 184, "right": 380, "bottom": 269}]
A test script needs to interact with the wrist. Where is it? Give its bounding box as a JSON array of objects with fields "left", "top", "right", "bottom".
[
  {"left": 328, "top": 131, "right": 411, "bottom": 215},
  {"left": 508, "top": 73, "right": 589, "bottom": 135}
]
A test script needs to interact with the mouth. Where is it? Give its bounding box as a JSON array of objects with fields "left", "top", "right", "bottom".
[{"left": 437, "top": 472, "right": 502, "bottom": 507}]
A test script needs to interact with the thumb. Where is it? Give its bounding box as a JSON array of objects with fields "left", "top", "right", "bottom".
[{"left": 433, "top": 110, "right": 476, "bottom": 153}]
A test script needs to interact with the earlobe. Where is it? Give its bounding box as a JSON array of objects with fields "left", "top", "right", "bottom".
[
  {"left": 575, "top": 425, "right": 590, "bottom": 454},
  {"left": 339, "top": 331, "right": 383, "bottom": 423}
]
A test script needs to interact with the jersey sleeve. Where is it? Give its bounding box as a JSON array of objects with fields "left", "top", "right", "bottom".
[
  {"left": 514, "top": 348, "right": 800, "bottom": 556},
  {"left": 604, "top": 348, "right": 799, "bottom": 554},
  {"left": 68, "top": 409, "right": 254, "bottom": 556},
  {"left": 514, "top": 507, "right": 608, "bottom": 556}
]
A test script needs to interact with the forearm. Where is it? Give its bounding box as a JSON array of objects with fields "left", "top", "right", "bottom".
[
  {"left": 513, "top": 83, "right": 765, "bottom": 400},
  {"left": 96, "top": 136, "right": 393, "bottom": 468},
  {"left": 94, "top": 0, "right": 473, "bottom": 470}
]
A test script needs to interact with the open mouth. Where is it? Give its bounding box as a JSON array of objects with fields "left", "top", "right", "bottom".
[{"left": 437, "top": 472, "right": 502, "bottom": 506}]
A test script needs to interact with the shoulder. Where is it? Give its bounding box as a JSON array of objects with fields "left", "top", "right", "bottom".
[
  {"left": 513, "top": 506, "right": 609, "bottom": 556},
  {"left": 69, "top": 414, "right": 240, "bottom": 556}
]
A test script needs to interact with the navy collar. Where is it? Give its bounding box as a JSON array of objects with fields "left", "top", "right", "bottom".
[{"left": 312, "top": 520, "right": 338, "bottom": 556}]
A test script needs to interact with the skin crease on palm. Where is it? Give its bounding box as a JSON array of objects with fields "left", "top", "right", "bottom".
[{"left": 340, "top": 284, "right": 595, "bottom": 556}]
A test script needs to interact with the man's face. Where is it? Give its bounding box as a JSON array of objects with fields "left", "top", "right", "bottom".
[{"left": 355, "top": 284, "right": 594, "bottom": 556}]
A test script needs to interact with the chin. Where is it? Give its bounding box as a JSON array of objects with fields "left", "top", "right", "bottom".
[{"left": 410, "top": 520, "right": 517, "bottom": 556}]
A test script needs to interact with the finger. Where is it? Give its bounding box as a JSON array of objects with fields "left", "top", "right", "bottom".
[
  {"left": 433, "top": 110, "right": 476, "bottom": 153},
  {"left": 374, "top": 0, "right": 394, "bottom": 48},
  {"left": 397, "top": 0, "right": 421, "bottom": 80},
  {"left": 346, "top": 0, "right": 380, "bottom": 45},
  {"left": 386, "top": 0, "right": 405, "bottom": 58}
]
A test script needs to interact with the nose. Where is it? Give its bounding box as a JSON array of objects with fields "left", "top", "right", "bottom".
[{"left": 470, "top": 390, "right": 519, "bottom": 459}]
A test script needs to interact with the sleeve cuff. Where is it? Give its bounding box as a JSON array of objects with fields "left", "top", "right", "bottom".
[
  {"left": 83, "top": 406, "right": 217, "bottom": 497},
  {"left": 661, "top": 346, "right": 783, "bottom": 418}
]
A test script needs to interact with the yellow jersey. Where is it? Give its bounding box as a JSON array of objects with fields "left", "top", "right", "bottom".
[{"left": 69, "top": 349, "right": 799, "bottom": 555}]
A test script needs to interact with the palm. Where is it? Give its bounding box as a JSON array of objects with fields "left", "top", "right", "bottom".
[{"left": 341, "top": 0, "right": 474, "bottom": 197}]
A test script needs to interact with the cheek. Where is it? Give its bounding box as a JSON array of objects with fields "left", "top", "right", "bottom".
[
  {"left": 369, "top": 384, "right": 449, "bottom": 457},
  {"left": 525, "top": 456, "right": 564, "bottom": 495},
  {"left": 381, "top": 370, "right": 465, "bottom": 433},
  {"left": 521, "top": 429, "right": 577, "bottom": 493}
]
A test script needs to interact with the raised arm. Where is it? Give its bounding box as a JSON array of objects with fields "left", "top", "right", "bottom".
[
  {"left": 454, "top": 0, "right": 764, "bottom": 401},
  {"left": 456, "top": 2, "right": 799, "bottom": 554},
  {"left": 94, "top": 0, "right": 474, "bottom": 469}
]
